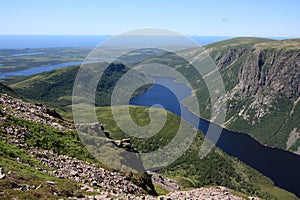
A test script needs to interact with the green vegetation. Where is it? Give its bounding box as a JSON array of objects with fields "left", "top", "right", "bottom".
[
  {"left": 205, "top": 37, "right": 274, "bottom": 50},
  {"left": 7, "top": 63, "right": 127, "bottom": 109},
  {"left": 137, "top": 38, "right": 300, "bottom": 152},
  {"left": 0, "top": 157, "right": 82, "bottom": 199},
  {"left": 1, "top": 64, "right": 126, "bottom": 111},
  {"left": 95, "top": 106, "right": 181, "bottom": 152},
  {"left": 95, "top": 106, "right": 298, "bottom": 199},
  {"left": 0, "top": 131, "right": 83, "bottom": 199},
  {"left": 0, "top": 82, "right": 19, "bottom": 98},
  {"left": 153, "top": 184, "right": 169, "bottom": 195},
  {"left": 3, "top": 115, "right": 95, "bottom": 163},
  {"left": 3, "top": 62, "right": 151, "bottom": 118},
  {"left": 0, "top": 114, "right": 157, "bottom": 197},
  {"left": 226, "top": 95, "right": 296, "bottom": 149},
  {"left": 0, "top": 47, "right": 91, "bottom": 73}
]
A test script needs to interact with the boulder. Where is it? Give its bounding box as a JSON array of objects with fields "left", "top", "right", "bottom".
[
  {"left": 45, "top": 181, "right": 56, "bottom": 185},
  {"left": 21, "top": 184, "right": 30, "bottom": 191},
  {"left": 46, "top": 108, "right": 63, "bottom": 120},
  {"left": 91, "top": 180, "right": 98, "bottom": 187}
]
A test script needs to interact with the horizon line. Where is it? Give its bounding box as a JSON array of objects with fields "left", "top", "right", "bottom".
[{"left": 0, "top": 34, "right": 298, "bottom": 38}]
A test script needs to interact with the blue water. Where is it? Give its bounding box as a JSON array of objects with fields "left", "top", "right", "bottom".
[
  {"left": 0, "top": 61, "right": 84, "bottom": 78},
  {"left": 130, "top": 76, "right": 300, "bottom": 197},
  {"left": 0, "top": 35, "right": 293, "bottom": 49},
  {"left": 0, "top": 35, "right": 236, "bottom": 49},
  {"left": 0, "top": 35, "right": 111, "bottom": 49},
  {"left": 10, "top": 52, "right": 45, "bottom": 57}
]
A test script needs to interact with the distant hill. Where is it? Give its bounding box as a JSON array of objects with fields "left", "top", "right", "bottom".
[
  {"left": 205, "top": 37, "right": 275, "bottom": 49},
  {"left": 2, "top": 62, "right": 145, "bottom": 114}
]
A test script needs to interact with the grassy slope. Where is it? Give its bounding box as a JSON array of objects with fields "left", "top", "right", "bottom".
[
  {"left": 205, "top": 37, "right": 275, "bottom": 49},
  {"left": 4, "top": 62, "right": 151, "bottom": 116},
  {"left": 0, "top": 116, "right": 94, "bottom": 199},
  {"left": 91, "top": 106, "right": 298, "bottom": 200},
  {"left": 1, "top": 104, "right": 297, "bottom": 199},
  {"left": 5, "top": 63, "right": 129, "bottom": 112},
  {"left": 0, "top": 113, "right": 156, "bottom": 198},
  {"left": 0, "top": 83, "right": 19, "bottom": 98}
]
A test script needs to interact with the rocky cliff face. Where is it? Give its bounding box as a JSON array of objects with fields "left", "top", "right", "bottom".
[
  {"left": 205, "top": 39, "right": 300, "bottom": 153},
  {"left": 234, "top": 48, "right": 299, "bottom": 98},
  {"left": 210, "top": 40, "right": 300, "bottom": 99},
  {"left": 215, "top": 48, "right": 247, "bottom": 70}
]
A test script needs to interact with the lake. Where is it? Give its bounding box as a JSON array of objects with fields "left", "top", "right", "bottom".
[
  {"left": 130, "top": 76, "right": 300, "bottom": 197},
  {"left": 10, "top": 52, "right": 45, "bottom": 57},
  {"left": 0, "top": 61, "right": 84, "bottom": 79}
]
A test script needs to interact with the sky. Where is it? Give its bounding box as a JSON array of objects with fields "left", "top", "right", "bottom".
[{"left": 0, "top": 0, "right": 300, "bottom": 37}]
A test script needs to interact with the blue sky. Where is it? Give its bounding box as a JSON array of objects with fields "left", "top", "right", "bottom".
[{"left": 1, "top": 0, "right": 299, "bottom": 37}]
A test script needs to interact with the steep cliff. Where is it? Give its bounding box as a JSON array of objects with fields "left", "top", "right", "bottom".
[{"left": 182, "top": 38, "right": 300, "bottom": 153}]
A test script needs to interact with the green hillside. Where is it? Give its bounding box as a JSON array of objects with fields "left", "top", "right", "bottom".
[
  {"left": 3, "top": 63, "right": 131, "bottom": 114},
  {"left": 0, "top": 96, "right": 157, "bottom": 198},
  {"left": 0, "top": 82, "right": 18, "bottom": 97},
  {"left": 205, "top": 37, "right": 274, "bottom": 49},
  {"left": 93, "top": 106, "right": 298, "bottom": 199},
  {"left": 205, "top": 39, "right": 300, "bottom": 152}
]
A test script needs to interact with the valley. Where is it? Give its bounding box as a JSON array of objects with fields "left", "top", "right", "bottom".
[
  {"left": 0, "top": 37, "right": 299, "bottom": 199},
  {"left": 0, "top": 93, "right": 297, "bottom": 199}
]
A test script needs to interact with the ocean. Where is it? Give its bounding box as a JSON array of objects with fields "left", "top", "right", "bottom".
[{"left": 0, "top": 35, "right": 235, "bottom": 49}]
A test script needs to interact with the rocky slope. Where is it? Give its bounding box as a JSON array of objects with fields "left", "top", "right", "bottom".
[
  {"left": 0, "top": 93, "right": 261, "bottom": 199},
  {"left": 0, "top": 93, "right": 147, "bottom": 198}
]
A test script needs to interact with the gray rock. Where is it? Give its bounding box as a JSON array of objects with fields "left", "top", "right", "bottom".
[
  {"left": 91, "top": 180, "right": 98, "bottom": 187},
  {"left": 45, "top": 181, "right": 56, "bottom": 185},
  {"left": 36, "top": 184, "right": 43, "bottom": 190},
  {"left": 0, "top": 168, "right": 5, "bottom": 179},
  {"left": 21, "top": 184, "right": 30, "bottom": 191}
]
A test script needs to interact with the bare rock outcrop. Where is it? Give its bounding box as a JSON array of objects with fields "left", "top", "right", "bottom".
[{"left": 0, "top": 93, "right": 72, "bottom": 130}]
